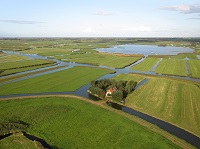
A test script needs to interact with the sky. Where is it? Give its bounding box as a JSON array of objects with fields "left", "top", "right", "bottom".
[{"left": 0, "top": 0, "right": 200, "bottom": 37}]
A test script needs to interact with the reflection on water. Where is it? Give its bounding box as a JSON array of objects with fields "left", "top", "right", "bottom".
[{"left": 96, "top": 44, "right": 194, "bottom": 55}]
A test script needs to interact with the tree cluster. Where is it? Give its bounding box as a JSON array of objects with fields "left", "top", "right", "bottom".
[
  {"left": 0, "top": 121, "right": 28, "bottom": 136},
  {"left": 89, "top": 79, "right": 137, "bottom": 102}
]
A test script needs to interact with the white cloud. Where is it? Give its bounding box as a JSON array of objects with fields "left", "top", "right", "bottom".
[
  {"left": 122, "top": 25, "right": 152, "bottom": 32},
  {"left": 160, "top": 4, "right": 200, "bottom": 14},
  {"left": 94, "top": 10, "right": 113, "bottom": 16},
  {"left": 0, "top": 20, "right": 44, "bottom": 24},
  {"left": 82, "top": 25, "right": 106, "bottom": 35},
  {"left": 83, "top": 26, "right": 95, "bottom": 33},
  {"left": 81, "top": 24, "right": 152, "bottom": 37}
]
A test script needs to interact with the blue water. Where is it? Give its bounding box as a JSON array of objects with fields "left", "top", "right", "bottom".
[{"left": 97, "top": 44, "right": 194, "bottom": 55}]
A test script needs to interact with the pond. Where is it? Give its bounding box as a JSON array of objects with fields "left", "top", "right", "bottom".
[{"left": 96, "top": 44, "right": 194, "bottom": 55}]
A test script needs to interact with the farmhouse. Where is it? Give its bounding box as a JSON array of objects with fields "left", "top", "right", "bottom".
[{"left": 106, "top": 87, "right": 117, "bottom": 97}]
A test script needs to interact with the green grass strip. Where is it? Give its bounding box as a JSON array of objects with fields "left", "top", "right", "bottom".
[
  {"left": 0, "top": 66, "right": 114, "bottom": 96},
  {"left": 155, "top": 59, "right": 187, "bottom": 76},
  {"left": 131, "top": 58, "right": 160, "bottom": 71},
  {"left": 187, "top": 60, "right": 200, "bottom": 78}
]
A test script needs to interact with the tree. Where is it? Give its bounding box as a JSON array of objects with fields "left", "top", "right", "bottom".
[
  {"left": 90, "top": 80, "right": 95, "bottom": 87},
  {"left": 112, "top": 90, "right": 123, "bottom": 102}
]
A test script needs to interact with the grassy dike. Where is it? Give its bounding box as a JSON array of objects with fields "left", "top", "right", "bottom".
[{"left": 0, "top": 96, "right": 193, "bottom": 149}]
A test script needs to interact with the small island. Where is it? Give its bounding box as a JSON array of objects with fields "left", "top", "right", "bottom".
[{"left": 88, "top": 79, "right": 137, "bottom": 103}]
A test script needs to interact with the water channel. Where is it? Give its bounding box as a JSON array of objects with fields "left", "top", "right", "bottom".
[{"left": 1, "top": 46, "right": 200, "bottom": 148}]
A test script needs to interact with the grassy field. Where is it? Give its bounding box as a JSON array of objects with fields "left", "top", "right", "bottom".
[
  {"left": 113, "top": 73, "right": 145, "bottom": 83},
  {"left": 187, "top": 60, "right": 200, "bottom": 78},
  {"left": 122, "top": 74, "right": 200, "bottom": 137},
  {"left": 0, "top": 65, "right": 66, "bottom": 84},
  {"left": 0, "top": 97, "right": 180, "bottom": 149},
  {"left": 21, "top": 47, "right": 72, "bottom": 55},
  {"left": 0, "top": 66, "right": 114, "bottom": 96},
  {"left": 0, "top": 38, "right": 117, "bottom": 52},
  {"left": 0, "top": 63, "right": 55, "bottom": 76},
  {"left": 131, "top": 57, "right": 160, "bottom": 71},
  {"left": 168, "top": 53, "right": 198, "bottom": 59},
  {"left": 0, "top": 59, "right": 54, "bottom": 70},
  {"left": 58, "top": 52, "right": 143, "bottom": 68},
  {"left": 0, "top": 54, "right": 29, "bottom": 63},
  {"left": 0, "top": 133, "right": 39, "bottom": 149},
  {"left": 155, "top": 59, "right": 187, "bottom": 76},
  {"left": 0, "top": 59, "right": 55, "bottom": 76}
]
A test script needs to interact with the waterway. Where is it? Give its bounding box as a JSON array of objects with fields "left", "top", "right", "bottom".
[{"left": 1, "top": 46, "right": 200, "bottom": 148}]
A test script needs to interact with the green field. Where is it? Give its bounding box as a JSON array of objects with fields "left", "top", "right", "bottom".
[
  {"left": 0, "top": 54, "right": 29, "bottom": 63},
  {"left": 168, "top": 53, "right": 198, "bottom": 59},
  {"left": 0, "top": 97, "right": 179, "bottom": 149},
  {"left": 131, "top": 57, "right": 160, "bottom": 71},
  {"left": 0, "top": 59, "right": 54, "bottom": 70},
  {"left": 58, "top": 53, "right": 143, "bottom": 68},
  {"left": 0, "top": 66, "right": 114, "bottom": 96},
  {"left": 155, "top": 59, "right": 187, "bottom": 76},
  {"left": 187, "top": 60, "right": 200, "bottom": 78},
  {"left": 0, "top": 59, "right": 55, "bottom": 76},
  {"left": 122, "top": 74, "right": 200, "bottom": 137},
  {"left": 113, "top": 73, "right": 145, "bottom": 83},
  {"left": 0, "top": 65, "right": 66, "bottom": 84},
  {"left": 21, "top": 47, "right": 72, "bottom": 55},
  {"left": 0, "top": 133, "right": 39, "bottom": 149}
]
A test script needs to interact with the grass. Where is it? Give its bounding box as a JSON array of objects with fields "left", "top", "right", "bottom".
[
  {"left": 0, "top": 59, "right": 56, "bottom": 76},
  {"left": 0, "top": 54, "right": 29, "bottom": 63},
  {"left": 123, "top": 74, "right": 200, "bottom": 137},
  {"left": 21, "top": 47, "right": 72, "bottom": 55},
  {"left": 0, "top": 133, "right": 38, "bottom": 149},
  {"left": 0, "top": 66, "right": 114, "bottom": 96},
  {"left": 0, "top": 65, "right": 66, "bottom": 84},
  {"left": 0, "top": 97, "right": 179, "bottom": 149},
  {"left": 187, "top": 60, "right": 200, "bottom": 78},
  {"left": 58, "top": 52, "right": 143, "bottom": 68},
  {"left": 131, "top": 57, "right": 160, "bottom": 71},
  {"left": 155, "top": 59, "right": 187, "bottom": 76},
  {"left": 0, "top": 63, "right": 55, "bottom": 76},
  {"left": 113, "top": 73, "right": 145, "bottom": 83},
  {"left": 168, "top": 53, "right": 198, "bottom": 59},
  {"left": 0, "top": 59, "right": 54, "bottom": 70}
]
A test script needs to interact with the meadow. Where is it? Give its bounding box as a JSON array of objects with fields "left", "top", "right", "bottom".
[
  {"left": 0, "top": 133, "right": 38, "bottom": 149},
  {"left": 0, "top": 97, "right": 179, "bottom": 149},
  {"left": 0, "top": 54, "right": 29, "bottom": 63},
  {"left": 155, "top": 59, "right": 187, "bottom": 76},
  {"left": 120, "top": 74, "right": 200, "bottom": 137},
  {"left": 131, "top": 57, "right": 160, "bottom": 71},
  {"left": 0, "top": 38, "right": 199, "bottom": 148},
  {"left": 187, "top": 60, "right": 200, "bottom": 78},
  {"left": 0, "top": 65, "right": 66, "bottom": 84},
  {"left": 113, "top": 73, "right": 145, "bottom": 83},
  {"left": 0, "top": 66, "right": 114, "bottom": 96},
  {"left": 0, "top": 59, "right": 55, "bottom": 76},
  {"left": 60, "top": 53, "right": 143, "bottom": 68},
  {"left": 168, "top": 53, "right": 199, "bottom": 59}
]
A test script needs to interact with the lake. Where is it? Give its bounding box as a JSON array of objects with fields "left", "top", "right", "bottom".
[{"left": 96, "top": 44, "right": 194, "bottom": 55}]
